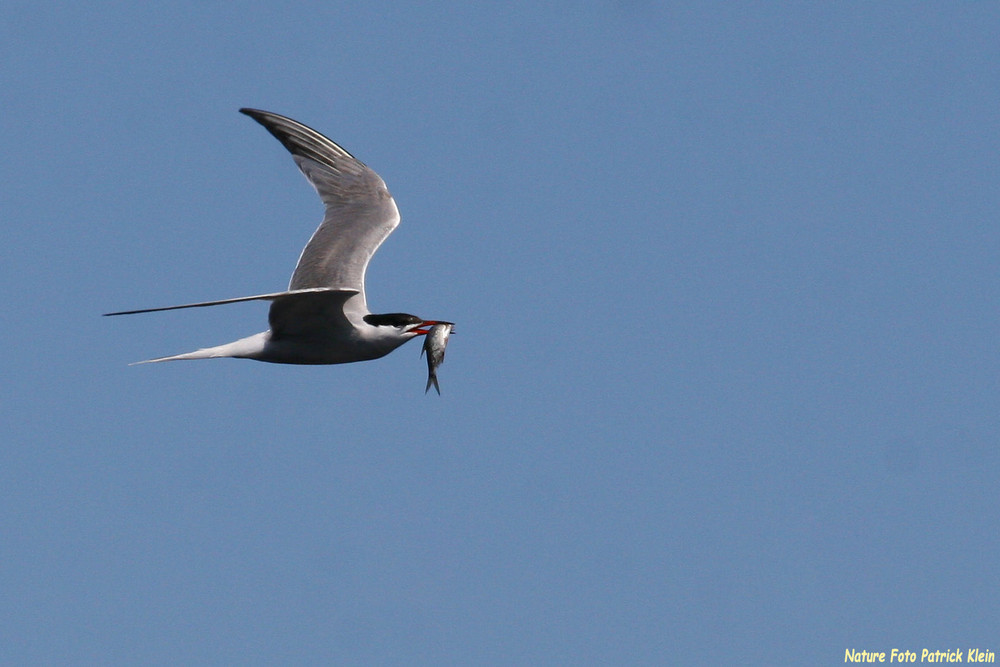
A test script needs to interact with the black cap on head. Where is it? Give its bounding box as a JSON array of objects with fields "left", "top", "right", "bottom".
[{"left": 363, "top": 313, "right": 423, "bottom": 328}]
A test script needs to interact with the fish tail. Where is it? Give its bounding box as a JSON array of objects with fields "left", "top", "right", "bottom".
[{"left": 425, "top": 373, "right": 440, "bottom": 395}]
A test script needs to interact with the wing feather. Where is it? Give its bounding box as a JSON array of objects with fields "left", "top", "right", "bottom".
[
  {"left": 239, "top": 109, "right": 400, "bottom": 313},
  {"left": 103, "top": 287, "right": 354, "bottom": 317}
]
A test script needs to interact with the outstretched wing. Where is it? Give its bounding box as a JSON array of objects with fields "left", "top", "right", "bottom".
[
  {"left": 103, "top": 287, "right": 355, "bottom": 317},
  {"left": 240, "top": 108, "right": 400, "bottom": 314},
  {"left": 267, "top": 289, "right": 359, "bottom": 340}
]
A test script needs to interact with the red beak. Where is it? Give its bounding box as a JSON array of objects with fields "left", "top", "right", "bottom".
[
  {"left": 412, "top": 320, "right": 454, "bottom": 335},
  {"left": 412, "top": 320, "right": 439, "bottom": 335}
]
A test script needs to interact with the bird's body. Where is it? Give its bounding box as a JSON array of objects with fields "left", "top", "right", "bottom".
[{"left": 106, "top": 109, "right": 449, "bottom": 376}]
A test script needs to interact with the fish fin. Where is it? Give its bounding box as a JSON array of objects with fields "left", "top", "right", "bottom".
[{"left": 425, "top": 374, "right": 440, "bottom": 395}]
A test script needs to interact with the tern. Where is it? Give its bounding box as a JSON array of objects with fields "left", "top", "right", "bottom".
[{"left": 105, "top": 108, "right": 449, "bottom": 368}]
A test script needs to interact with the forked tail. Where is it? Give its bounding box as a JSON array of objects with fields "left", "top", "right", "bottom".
[{"left": 131, "top": 332, "right": 269, "bottom": 365}]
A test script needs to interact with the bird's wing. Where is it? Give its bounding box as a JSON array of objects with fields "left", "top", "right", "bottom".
[
  {"left": 267, "top": 289, "right": 360, "bottom": 340},
  {"left": 103, "top": 287, "right": 355, "bottom": 317},
  {"left": 240, "top": 108, "right": 400, "bottom": 314}
]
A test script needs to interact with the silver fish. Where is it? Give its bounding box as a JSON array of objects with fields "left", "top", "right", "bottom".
[{"left": 421, "top": 322, "right": 454, "bottom": 395}]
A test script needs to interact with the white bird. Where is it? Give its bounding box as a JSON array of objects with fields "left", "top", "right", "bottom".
[{"left": 105, "top": 108, "right": 449, "bottom": 369}]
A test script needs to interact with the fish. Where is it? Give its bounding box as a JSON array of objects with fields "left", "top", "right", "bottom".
[{"left": 421, "top": 322, "right": 454, "bottom": 395}]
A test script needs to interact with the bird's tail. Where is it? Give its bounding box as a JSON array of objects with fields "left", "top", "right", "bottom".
[
  {"left": 130, "top": 333, "right": 268, "bottom": 365},
  {"left": 131, "top": 348, "right": 229, "bottom": 365}
]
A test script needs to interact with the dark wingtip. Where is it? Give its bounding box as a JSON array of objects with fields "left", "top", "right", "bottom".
[{"left": 239, "top": 108, "right": 273, "bottom": 125}]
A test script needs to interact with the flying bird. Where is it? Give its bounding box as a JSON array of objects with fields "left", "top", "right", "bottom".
[{"left": 105, "top": 108, "right": 451, "bottom": 374}]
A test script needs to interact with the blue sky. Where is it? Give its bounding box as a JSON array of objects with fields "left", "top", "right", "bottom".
[{"left": 2, "top": 2, "right": 998, "bottom": 664}]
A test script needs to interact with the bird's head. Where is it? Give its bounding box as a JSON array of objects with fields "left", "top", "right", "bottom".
[{"left": 363, "top": 313, "right": 448, "bottom": 338}]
